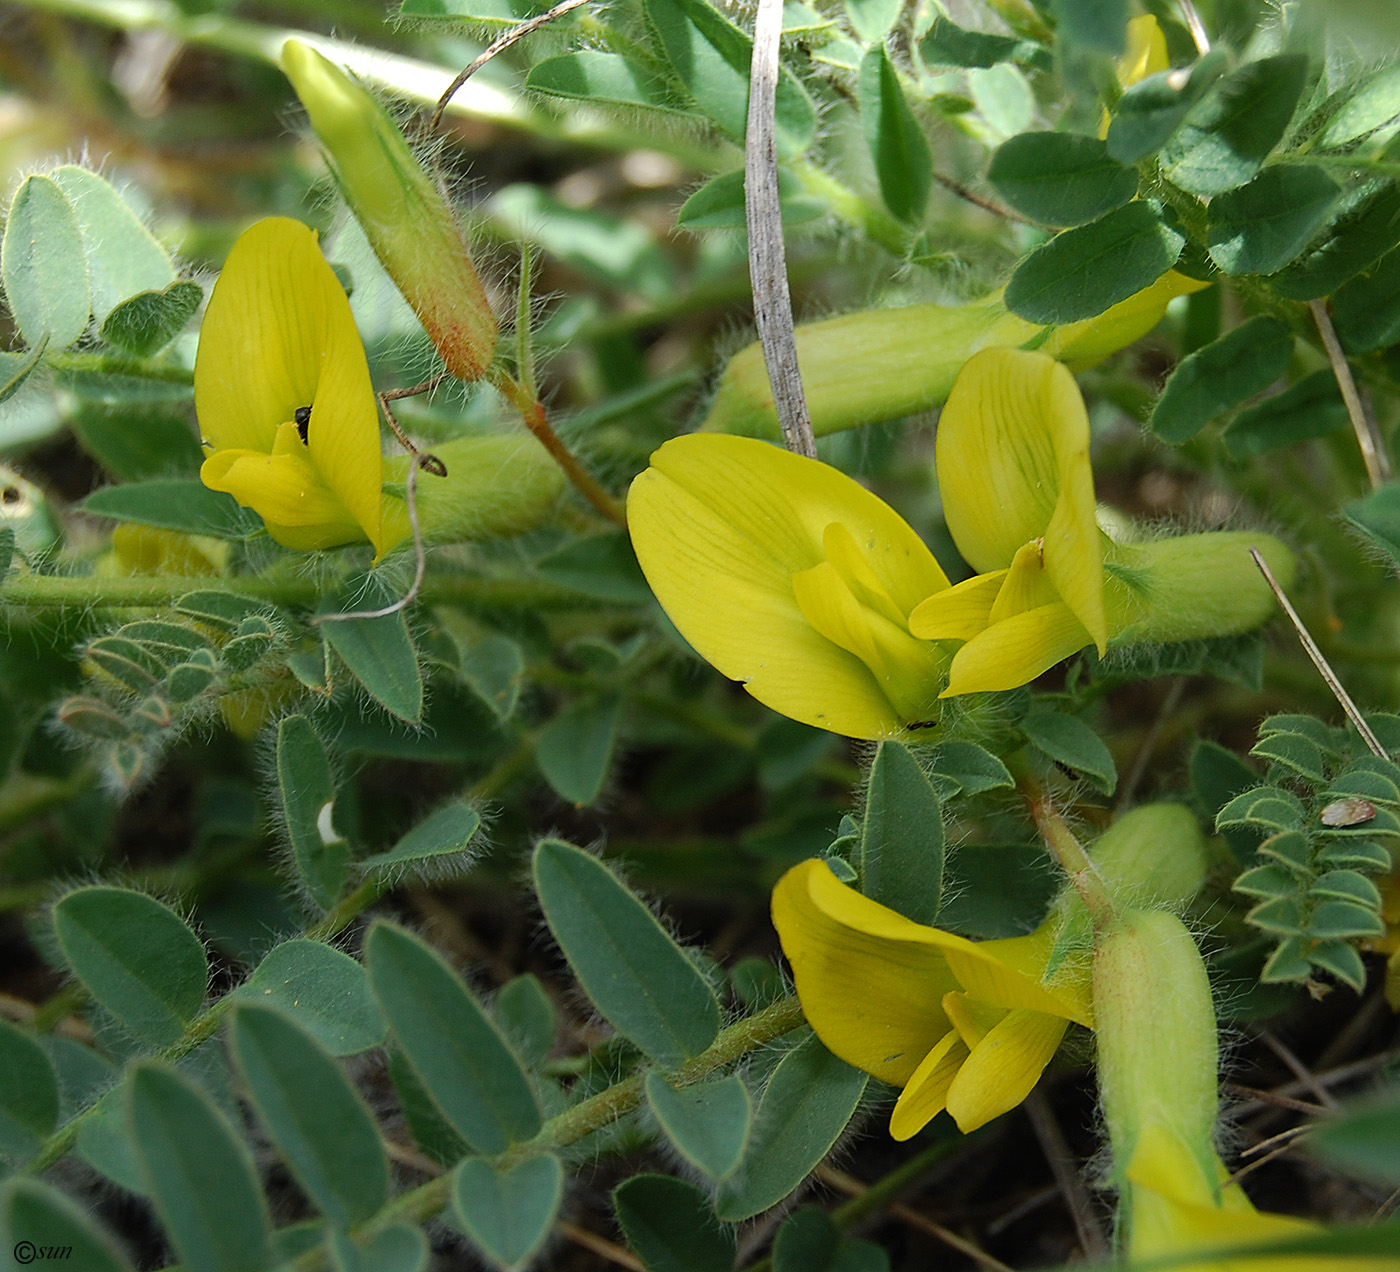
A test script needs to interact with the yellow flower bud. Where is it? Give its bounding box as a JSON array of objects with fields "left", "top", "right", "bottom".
[{"left": 281, "top": 41, "right": 497, "bottom": 382}]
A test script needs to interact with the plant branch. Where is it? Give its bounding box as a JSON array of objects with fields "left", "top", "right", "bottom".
[{"left": 491, "top": 368, "right": 626, "bottom": 525}]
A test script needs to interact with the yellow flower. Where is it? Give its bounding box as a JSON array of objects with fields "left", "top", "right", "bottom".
[
  {"left": 911, "top": 347, "right": 1106, "bottom": 695},
  {"left": 1124, "top": 1121, "right": 1398, "bottom": 1271},
  {"left": 627, "top": 433, "right": 952, "bottom": 740},
  {"left": 197, "top": 217, "right": 387, "bottom": 556},
  {"left": 771, "top": 858, "right": 1092, "bottom": 1138},
  {"left": 910, "top": 348, "right": 1297, "bottom": 695}
]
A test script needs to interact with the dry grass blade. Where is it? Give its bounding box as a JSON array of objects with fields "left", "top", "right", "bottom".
[
  {"left": 431, "top": 0, "right": 591, "bottom": 129},
  {"left": 1312, "top": 299, "right": 1392, "bottom": 490},
  {"left": 745, "top": 0, "right": 816, "bottom": 458},
  {"left": 1249, "top": 547, "right": 1387, "bottom": 758}
]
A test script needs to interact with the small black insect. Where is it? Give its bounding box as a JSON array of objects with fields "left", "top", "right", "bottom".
[
  {"left": 294, "top": 405, "right": 312, "bottom": 444},
  {"left": 905, "top": 719, "right": 938, "bottom": 730}
]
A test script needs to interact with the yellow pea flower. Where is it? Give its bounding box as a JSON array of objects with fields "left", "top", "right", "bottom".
[
  {"left": 627, "top": 433, "right": 952, "bottom": 740},
  {"left": 772, "top": 858, "right": 1093, "bottom": 1138},
  {"left": 197, "top": 217, "right": 388, "bottom": 556},
  {"left": 911, "top": 347, "right": 1106, "bottom": 695},
  {"left": 911, "top": 347, "right": 1296, "bottom": 696}
]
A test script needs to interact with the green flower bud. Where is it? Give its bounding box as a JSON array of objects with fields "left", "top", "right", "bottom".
[
  {"left": 383, "top": 435, "right": 562, "bottom": 547},
  {"left": 281, "top": 41, "right": 497, "bottom": 382},
  {"left": 1090, "top": 804, "right": 1208, "bottom": 910},
  {"left": 1106, "top": 530, "right": 1296, "bottom": 647},
  {"left": 701, "top": 298, "right": 1035, "bottom": 438},
  {"left": 1093, "top": 908, "right": 1220, "bottom": 1199}
]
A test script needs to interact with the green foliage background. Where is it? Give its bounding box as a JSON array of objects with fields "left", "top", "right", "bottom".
[{"left": 0, "top": 0, "right": 1399, "bottom": 1268}]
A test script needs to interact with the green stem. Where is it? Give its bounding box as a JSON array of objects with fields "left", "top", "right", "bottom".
[
  {"left": 25, "top": 995, "right": 236, "bottom": 1175},
  {"left": 1014, "top": 765, "right": 1117, "bottom": 929},
  {"left": 48, "top": 351, "right": 194, "bottom": 385},
  {"left": 0, "top": 570, "right": 600, "bottom": 611},
  {"left": 283, "top": 997, "right": 807, "bottom": 1269},
  {"left": 790, "top": 160, "right": 912, "bottom": 260},
  {"left": 491, "top": 369, "right": 627, "bottom": 526}
]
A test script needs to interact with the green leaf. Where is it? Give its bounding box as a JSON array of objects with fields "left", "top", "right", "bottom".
[
  {"left": 987, "top": 133, "right": 1137, "bottom": 227},
  {"left": 351, "top": 1223, "right": 429, "bottom": 1272},
  {"left": 321, "top": 598, "right": 423, "bottom": 724},
  {"left": 71, "top": 401, "right": 203, "bottom": 482},
  {"left": 677, "top": 168, "right": 824, "bottom": 229},
  {"left": 536, "top": 531, "right": 651, "bottom": 601},
  {"left": 1160, "top": 55, "right": 1307, "bottom": 197},
  {"left": 534, "top": 838, "right": 723, "bottom": 1065},
  {"left": 1217, "top": 786, "right": 1305, "bottom": 832},
  {"left": 385, "top": 1043, "right": 470, "bottom": 1166},
  {"left": 0, "top": 1178, "right": 133, "bottom": 1272},
  {"left": 81, "top": 480, "right": 263, "bottom": 540},
  {"left": 613, "top": 1175, "right": 736, "bottom": 1272},
  {"left": 774, "top": 1206, "right": 887, "bottom": 1272},
  {"left": 918, "top": 17, "right": 1048, "bottom": 70},
  {"left": 1206, "top": 164, "right": 1342, "bottom": 275},
  {"left": 1049, "top": 0, "right": 1125, "bottom": 54},
  {"left": 1022, "top": 710, "right": 1117, "bottom": 794},
  {"left": 52, "top": 886, "right": 207, "bottom": 1046},
  {"left": 76, "top": 1084, "right": 145, "bottom": 1193},
  {"left": 1, "top": 174, "right": 90, "bottom": 349},
  {"left": 0, "top": 1020, "right": 58, "bottom": 1164},
  {"left": 928, "top": 740, "right": 1015, "bottom": 797},
  {"left": 128, "top": 1062, "right": 271, "bottom": 1272},
  {"left": 365, "top": 921, "right": 542, "bottom": 1154},
  {"left": 644, "top": 0, "right": 817, "bottom": 156},
  {"left": 859, "top": 741, "right": 943, "bottom": 923},
  {"left": 1343, "top": 482, "right": 1400, "bottom": 568},
  {"left": 644, "top": 1072, "right": 752, "bottom": 1180},
  {"left": 50, "top": 165, "right": 174, "bottom": 322},
  {"left": 233, "top": 939, "right": 384, "bottom": 1056},
  {"left": 1106, "top": 51, "right": 1228, "bottom": 164},
  {"left": 451, "top": 1155, "right": 563, "bottom": 1271},
  {"left": 1221, "top": 369, "right": 1347, "bottom": 460},
  {"left": 455, "top": 630, "right": 526, "bottom": 721},
  {"left": 843, "top": 0, "right": 899, "bottom": 41},
  {"left": 99, "top": 280, "right": 202, "bottom": 357},
  {"left": 1309, "top": 1091, "right": 1400, "bottom": 1185},
  {"left": 715, "top": 1034, "right": 867, "bottom": 1221},
  {"left": 357, "top": 802, "right": 482, "bottom": 879},
  {"left": 400, "top": 0, "right": 555, "bottom": 26},
  {"left": 276, "top": 715, "right": 348, "bottom": 910},
  {"left": 1307, "top": 939, "right": 1367, "bottom": 992},
  {"left": 857, "top": 47, "right": 933, "bottom": 223},
  {"left": 1004, "top": 201, "right": 1184, "bottom": 324},
  {"left": 229, "top": 1004, "right": 388, "bottom": 1227},
  {"left": 1150, "top": 315, "right": 1293, "bottom": 443},
  {"left": 1271, "top": 180, "right": 1400, "bottom": 301},
  {"left": 1250, "top": 732, "right": 1326, "bottom": 781},
  {"left": 1320, "top": 63, "right": 1400, "bottom": 148},
  {"left": 0, "top": 337, "right": 50, "bottom": 406},
  {"left": 535, "top": 695, "right": 624, "bottom": 806},
  {"left": 526, "top": 52, "right": 686, "bottom": 113},
  {"left": 1306, "top": 900, "right": 1385, "bottom": 939},
  {"left": 1332, "top": 244, "right": 1400, "bottom": 353},
  {"left": 492, "top": 973, "right": 557, "bottom": 1069}
]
